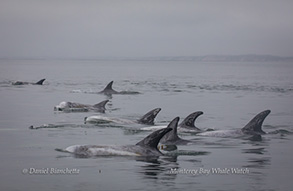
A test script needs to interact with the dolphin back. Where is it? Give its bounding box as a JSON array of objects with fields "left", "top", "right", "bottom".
[{"left": 12, "top": 78, "right": 45, "bottom": 85}]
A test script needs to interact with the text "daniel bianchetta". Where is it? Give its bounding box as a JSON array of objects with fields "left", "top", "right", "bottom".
[{"left": 22, "top": 167, "right": 80, "bottom": 175}]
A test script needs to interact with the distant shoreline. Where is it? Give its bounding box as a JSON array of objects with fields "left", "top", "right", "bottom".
[{"left": 1, "top": 54, "right": 293, "bottom": 62}]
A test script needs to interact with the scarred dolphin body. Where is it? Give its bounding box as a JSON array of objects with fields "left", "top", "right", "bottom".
[
  {"left": 159, "top": 110, "right": 271, "bottom": 145},
  {"left": 12, "top": 79, "right": 46, "bottom": 85},
  {"left": 57, "top": 127, "right": 172, "bottom": 157},
  {"left": 84, "top": 108, "right": 161, "bottom": 125},
  {"left": 54, "top": 100, "right": 109, "bottom": 113},
  {"left": 197, "top": 110, "right": 271, "bottom": 138}
]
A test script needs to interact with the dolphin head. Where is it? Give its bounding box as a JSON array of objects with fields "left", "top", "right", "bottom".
[
  {"left": 54, "top": 101, "right": 71, "bottom": 111},
  {"left": 12, "top": 81, "right": 25, "bottom": 85}
]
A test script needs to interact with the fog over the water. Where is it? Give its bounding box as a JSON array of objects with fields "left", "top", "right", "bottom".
[{"left": 1, "top": 0, "right": 293, "bottom": 58}]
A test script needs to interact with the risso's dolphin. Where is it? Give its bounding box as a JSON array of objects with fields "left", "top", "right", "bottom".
[
  {"left": 197, "top": 110, "right": 271, "bottom": 138},
  {"left": 140, "top": 111, "right": 204, "bottom": 132},
  {"left": 99, "top": 81, "right": 140, "bottom": 95},
  {"left": 12, "top": 78, "right": 46, "bottom": 85},
  {"left": 84, "top": 108, "right": 161, "bottom": 125},
  {"left": 160, "top": 117, "right": 192, "bottom": 145},
  {"left": 57, "top": 127, "right": 172, "bottom": 157},
  {"left": 54, "top": 100, "right": 109, "bottom": 113}
]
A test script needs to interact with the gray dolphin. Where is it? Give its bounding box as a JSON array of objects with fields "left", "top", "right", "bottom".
[
  {"left": 197, "top": 110, "right": 271, "bottom": 138},
  {"left": 57, "top": 127, "right": 172, "bottom": 157},
  {"left": 85, "top": 108, "right": 161, "bottom": 125},
  {"left": 54, "top": 100, "right": 109, "bottom": 113},
  {"left": 12, "top": 78, "right": 46, "bottom": 85},
  {"left": 160, "top": 117, "right": 191, "bottom": 145},
  {"left": 99, "top": 81, "right": 140, "bottom": 95}
]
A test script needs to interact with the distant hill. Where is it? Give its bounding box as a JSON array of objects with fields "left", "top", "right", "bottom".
[{"left": 132, "top": 55, "right": 293, "bottom": 62}]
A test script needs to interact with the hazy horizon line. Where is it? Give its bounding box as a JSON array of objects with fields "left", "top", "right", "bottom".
[{"left": 1, "top": 54, "right": 293, "bottom": 62}]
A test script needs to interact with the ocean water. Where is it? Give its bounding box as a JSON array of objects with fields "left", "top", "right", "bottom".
[{"left": 0, "top": 60, "right": 292, "bottom": 191}]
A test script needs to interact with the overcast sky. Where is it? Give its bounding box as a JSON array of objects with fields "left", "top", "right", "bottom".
[{"left": 1, "top": 0, "right": 293, "bottom": 58}]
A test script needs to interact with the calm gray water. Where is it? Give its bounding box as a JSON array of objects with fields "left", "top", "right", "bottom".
[{"left": 0, "top": 60, "right": 292, "bottom": 191}]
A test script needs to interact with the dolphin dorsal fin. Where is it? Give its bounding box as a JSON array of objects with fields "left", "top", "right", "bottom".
[
  {"left": 100, "top": 81, "right": 119, "bottom": 95},
  {"left": 179, "top": 111, "right": 203, "bottom": 130},
  {"left": 137, "top": 108, "right": 161, "bottom": 125},
  {"left": 35, "top": 79, "right": 46, "bottom": 85},
  {"left": 93, "top": 100, "right": 109, "bottom": 109},
  {"left": 103, "top": 81, "right": 114, "bottom": 91},
  {"left": 159, "top": 117, "right": 180, "bottom": 142},
  {"left": 136, "top": 127, "right": 172, "bottom": 149},
  {"left": 241, "top": 110, "right": 271, "bottom": 134}
]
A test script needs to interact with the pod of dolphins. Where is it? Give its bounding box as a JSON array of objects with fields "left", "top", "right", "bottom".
[{"left": 22, "top": 80, "right": 272, "bottom": 157}]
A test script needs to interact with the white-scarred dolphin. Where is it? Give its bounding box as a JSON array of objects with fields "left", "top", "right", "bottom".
[
  {"left": 160, "top": 110, "right": 271, "bottom": 145},
  {"left": 99, "top": 81, "right": 140, "bottom": 95},
  {"left": 57, "top": 127, "right": 172, "bottom": 157},
  {"left": 84, "top": 108, "right": 161, "bottom": 125},
  {"left": 197, "top": 110, "right": 271, "bottom": 138},
  {"left": 12, "top": 78, "right": 46, "bottom": 85},
  {"left": 54, "top": 100, "right": 109, "bottom": 113}
]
